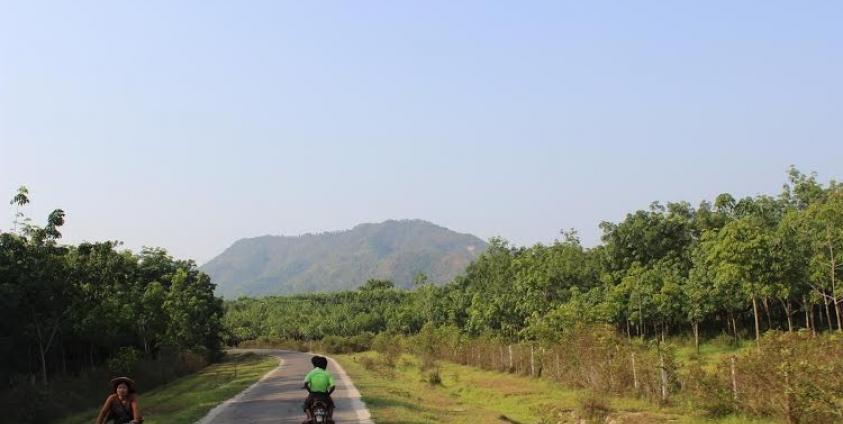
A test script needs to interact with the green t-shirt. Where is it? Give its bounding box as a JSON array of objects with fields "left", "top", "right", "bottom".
[{"left": 304, "top": 367, "right": 335, "bottom": 393}]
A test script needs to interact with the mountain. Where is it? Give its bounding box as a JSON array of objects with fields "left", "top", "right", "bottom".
[{"left": 201, "top": 219, "right": 487, "bottom": 298}]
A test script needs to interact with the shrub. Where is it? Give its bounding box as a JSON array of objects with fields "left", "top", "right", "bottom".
[
  {"left": 106, "top": 347, "right": 142, "bottom": 375},
  {"left": 423, "top": 367, "right": 442, "bottom": 386},
  {"left": 577, "top": 391, "right": 612, "bottom": 422}
]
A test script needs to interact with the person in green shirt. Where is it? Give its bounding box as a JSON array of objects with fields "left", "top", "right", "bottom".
[{"left": 302, "top": 355, "right": 335, "bottom": 424}]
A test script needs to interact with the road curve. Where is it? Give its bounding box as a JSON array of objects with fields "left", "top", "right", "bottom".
[{"left": 197, "top": 349, "right": 374, "bottom": 424}]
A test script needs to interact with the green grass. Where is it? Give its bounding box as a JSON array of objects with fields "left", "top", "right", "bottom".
[
  {"left": 674, "top": 338, "right": 752, "bottom": 372},
  {"left": 335, "top": 351, "right": 777, "bottom": 424},
  {"left": 56, "top": 352, "right": 278, "bottom": 424}
]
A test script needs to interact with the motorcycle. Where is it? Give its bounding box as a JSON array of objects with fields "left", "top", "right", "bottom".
[{"left": 308, "top": 398, "right": 333, "bottom": 424}]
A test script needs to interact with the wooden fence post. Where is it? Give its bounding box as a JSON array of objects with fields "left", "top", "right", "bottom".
[
  {"left": 508, "top": 344, "right": 513, "bottom": 372},
  {"left": 730, "top": 355, "right": 739, "bottom": 403},
  {"left": 555, "top": 353, "right": 561, "bottom": 380},
  {"left": 631, "top": 352, "right": 639, "bottom": 390}
]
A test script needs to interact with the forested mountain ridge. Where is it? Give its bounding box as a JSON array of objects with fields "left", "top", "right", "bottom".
[{"left": 202, "top": 219, "right": 487, "bottom": 297}]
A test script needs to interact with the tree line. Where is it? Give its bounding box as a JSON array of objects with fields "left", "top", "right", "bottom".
[
  {"left": 0, "top": 186, "right": 224, "bottom": 391},
  {"left": 225, "top": 168, "right": 843, "bottom": 348}
]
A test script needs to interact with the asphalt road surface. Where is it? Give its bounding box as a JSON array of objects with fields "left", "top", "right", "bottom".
[{"left": 197, "top": 349, "right": 374, "bottom": 424}]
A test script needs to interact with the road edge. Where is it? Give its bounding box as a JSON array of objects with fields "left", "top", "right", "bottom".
[
  {"left": 326, "top": 355, "right": 375, "bottom": 424},
  {"left": 195, "top": 353, "right": 285, "bottom": 424}
]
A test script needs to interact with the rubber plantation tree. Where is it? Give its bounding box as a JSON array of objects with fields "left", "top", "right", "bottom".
[
  {"left": 13, "top": 202, "right": 74, "bottom": 384},
  {"left": 163, "top": 268, "right": 224, "bottom": 355},
  {"left": 804, "top": 183, "right": 843, "bottom": 332},
  {"left": 9, "top": 185, "right": 30, "bottom": 233},
  {"left": 513, "top": 231, "right": 598, "bottom": 323},
  {"left": 697, "top": 229, "right": 745, "bottom": 343},
  {"left": 0, "top": 232, "right": 29, "bottom": 382},
  {"left": 600, "top": 202, "right": 695, "bottom": 274},
  {"left": 650, "top": 259, "right": 688, "bottom": 341},
  {"left": 778, "top": 167, "right": 827, "bottom": 332},
  {"left": 771, "top": 210, "right": 812, "bottom": 332},
  {"left": 68, "top": 242, "right": 138, "bottom": 368},
  {"left": 708, "top": 216, "right": 775, "bottom": 341},
  {"left": 463, "top": 237, "right": 523, "bottom": 340},
  {"left": 138, "top": 281, "right": 168, "bottom": 354},
  {"left": 780, "top": 166, "right": 826, "bottom": 210},
  {"left": 687, "top": 246, "right": 717, "bottom": 351},
  {"left": 616, "top": 262, "right": 655, "bottom": 338}
]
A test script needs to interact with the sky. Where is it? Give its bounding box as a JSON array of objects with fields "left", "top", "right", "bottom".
[{"left": 1, "top": 1, "right": 841, "bottom": 264}]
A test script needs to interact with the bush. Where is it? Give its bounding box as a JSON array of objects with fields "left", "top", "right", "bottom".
[
  {"left": 372, "top": 333, "right": 402, "bottom": 367},
  {"left": 320, "top": 334, "right": 372, "bottom": 354},
  {"left": 358, "top": 356, "right": 378, "bottom": 371},
  {"left": 106, "top": 346, "right": 142, "bottom": 375},
  {"left": 577, "top": 391, "right": 612, "bottom": 422},
  {"left": 726, "top": 332, "right": 843, "bottom": 423},
  {"left": 423, "top": 367, "right": 442, "bottom": 385}
]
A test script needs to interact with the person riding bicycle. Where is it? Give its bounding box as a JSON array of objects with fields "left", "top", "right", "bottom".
[
  {"left": 302, "top": 355, "right": 335, "bottom": 424},
  {"left": 95, "top": 376, "right": 143, "bottom": 424}
]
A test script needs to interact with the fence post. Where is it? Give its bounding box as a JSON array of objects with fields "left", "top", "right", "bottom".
[
  {"left": 530, "top": 345, "right": 535, "bottom": 377},
  {"left": 730, "top": 355, "right": 739, "bottom": 403},
  {"left": 508, "top": 344, "right": 513, "bottom": 372},
  {"left": 659, "top": 348, "right": 668, "bottom": 402},
  {"left": 631, "top": 352, "right": 639, "bottom": 390},
  {"left": 540, "top": 347, "right": 545, "bottom": 378},
  {"left": 555, "top": 353, "right": 560, "bottom": 380}
]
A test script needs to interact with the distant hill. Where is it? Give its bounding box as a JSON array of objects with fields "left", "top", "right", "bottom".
[{"left": 201, "top": 219, "right": 487, "bottom": 298}]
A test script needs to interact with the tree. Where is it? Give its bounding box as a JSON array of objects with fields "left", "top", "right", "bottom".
[
  {"left": 9, "top": 185, "right": 30, "bottom": 233},
  {"left": 708, "top": 217, "right": 774, "bottom": 341},
  {"left": 803, "top": 185, "right": 843, "bottom": 332}
]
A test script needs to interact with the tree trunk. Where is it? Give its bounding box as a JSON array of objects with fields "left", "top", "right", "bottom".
[
  {"left": 828, "top": 227, "right": 842, "bottom": 332},
  {"left": 785, "top": 301, "right": 793, "bottom": 332},
  {"left": 803, "top": 296, "right": 811, "bottom": 333},
  {"left": 61, "top": 342, "right": 67, "bottom": 375},
  {"left": 639, "top": 300, "right": 645, "bottom": 338},
  {"left": 752, "top": 296, "right": 761, "bottom": 341},
  {"left": 38, "top": 344, "right": 48, "bottom": 385},
  {"left": 824, "top": 298, "right": 833, "bottom": 331},
  {"left": 762, "top": 297, "right": 773, "bottom": 330},
  {"left": 730, "top": 312, "right": 739, "bottom": 345},
  {"left": 693, "top": 321, "right": 700, "bottom": 353},
  {"left": 836, "top": 301, "right": 843, "bottom": 334},
  {"left": 659, "top": 349, "right": 668, "bottom": 402}
]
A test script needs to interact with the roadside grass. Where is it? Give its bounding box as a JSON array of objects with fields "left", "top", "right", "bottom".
[
  {"left": 335, "top": 351, "right": 775, "bottom": 424},
  {"left": 56, "top": 352, "right": 278, "bottom": 424}
]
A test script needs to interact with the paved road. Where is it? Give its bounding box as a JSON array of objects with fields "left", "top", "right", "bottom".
[{"left": 197, "top": 349, "right": 374, "bottom": 424}]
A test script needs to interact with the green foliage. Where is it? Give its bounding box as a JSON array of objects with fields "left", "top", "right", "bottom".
[
  {"left": 226, "top": 169, "right": 843, "bottom": 349},
  {"left": 220, "top": 168, "right": 843, "bottom": 422},
  {"left": 0, "top": 188, "right": 225, "bottom": 423},
  {"left": 107, "top": 346, "right": 142, "bottom": 375}
]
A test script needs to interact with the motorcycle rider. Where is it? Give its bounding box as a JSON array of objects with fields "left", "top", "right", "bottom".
[{"left": 303, "top": 355, "right": 335, "bottom": 424}]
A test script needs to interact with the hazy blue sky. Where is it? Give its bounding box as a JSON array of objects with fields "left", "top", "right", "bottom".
[{"left": 2, "top": 1, "right": 841, "bottom": 263}]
